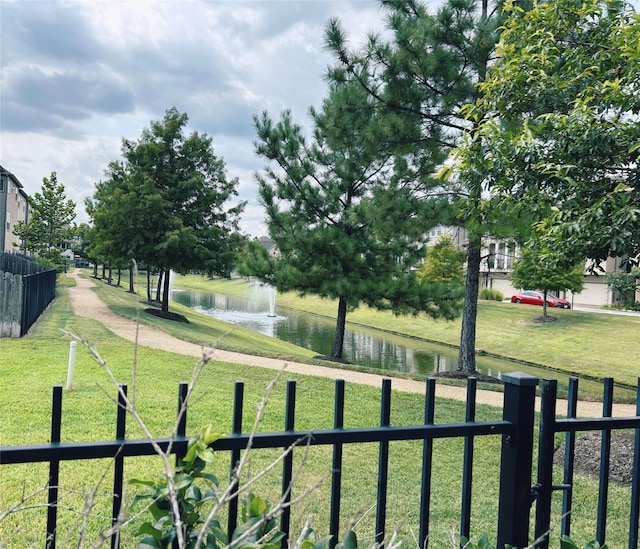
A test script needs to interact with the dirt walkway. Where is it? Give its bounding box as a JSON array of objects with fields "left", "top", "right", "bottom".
[{"left": 67, "top": 270, "right": 637, "bottom": 418}]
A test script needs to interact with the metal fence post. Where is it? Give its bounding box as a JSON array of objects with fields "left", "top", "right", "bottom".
[
  {"left": 534, "top": 379, "right": 558, "bottom": 548},
  {"left": 496, "top": 372, "right": 539, "bottom": 549}
]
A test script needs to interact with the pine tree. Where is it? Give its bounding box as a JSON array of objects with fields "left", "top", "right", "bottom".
[
  {"left": 325, "top": 0, "right": 506, "bottom": 371},
  {"left": 253, "top": 78, "right": 463, "bottom": 360}
]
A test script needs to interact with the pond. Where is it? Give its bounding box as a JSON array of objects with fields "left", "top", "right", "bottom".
[{"left": 170, "top": 286, "right": 620, "bottom": 397}]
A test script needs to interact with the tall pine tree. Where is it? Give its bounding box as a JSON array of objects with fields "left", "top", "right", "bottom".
[
  {"left": 325, "top": 0, "right": 507, "bottom": 372},
  {"left": 253, "top": 78, "right": 463, "bottom": 360}
]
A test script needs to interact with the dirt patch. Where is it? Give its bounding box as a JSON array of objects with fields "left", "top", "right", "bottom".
[
  {"left": 144, "top": 308, "right": 190, "bottom": 323},
  {"left": 554, "top": 432, "right": 637, "bottom": 484},
  {"left": 530, "top": 315, "right": 558, "bottom": 324}
]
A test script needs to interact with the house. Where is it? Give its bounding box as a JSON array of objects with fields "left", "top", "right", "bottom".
[
  {"left": 258, "top": 236, "right": 279, "bottom": 257},
  {"left": 0, "top": 166, "right": 30, "bottom": 253},
  {"left": 427, "top": 226, "right": 636, "bottom": 308}
]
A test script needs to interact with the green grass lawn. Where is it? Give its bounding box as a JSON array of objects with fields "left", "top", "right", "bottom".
[{"left": 0, "top": 271, "right": 636, "bottom": 547}]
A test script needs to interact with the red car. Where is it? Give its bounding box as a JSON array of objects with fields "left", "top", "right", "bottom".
[{"left": 511, "top": 290, "right": 571, "bottom": 309}]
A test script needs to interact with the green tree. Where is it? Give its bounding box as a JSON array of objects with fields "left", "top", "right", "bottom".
[
  {"left": 253, "top": 79, "right": 463, "bottom": 360},
  {"left": 235, "top": 238, "right": 274, "bottom": 280},
  {"left": 510, "top": 245, "right": 584, "bottom": 318},
  {"left": 417, "top": 235, "right": 466, "bottom": 286},
  {"left": 13, "top": 171, "right": 76, "bottom": 269},
  {"left": 604, "top": 267, "right": 640, "bottom": 309},
  {"left": 473, "top": 0, "right": 640, "bottom": 264},
  {"left": 325, "top": 0, "right": 511, "bottom": 372},
  {"left": 89, "top": 108, "right": 245, "bottom": 313}
]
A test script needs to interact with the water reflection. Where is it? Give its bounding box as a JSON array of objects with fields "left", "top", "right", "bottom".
[
  {"left": 170, "top": 287, "right": 630, "bottom": 398},
  {"left": 172, "top": 288, "right": 470, "bottom": 376}
]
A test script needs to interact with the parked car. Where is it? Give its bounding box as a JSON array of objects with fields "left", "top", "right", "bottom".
[{"left": 511, "top": 290, "right": 571, "bottom": 309}]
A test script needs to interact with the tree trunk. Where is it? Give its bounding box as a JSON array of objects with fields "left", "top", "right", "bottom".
[
  {"left": 108, "top": 264, "right": 113, "bottom": 285},
  {"left": 156, "top": 271, "right": 164, "bottom": 303},
  {"left": 116, "top": 268, "right": 121, "bottom": 287},
  {"left": 542, "top": 289, "right": 548, "bottom": 318},
  {"left": 146, "top": 270, "right": 152, "bottom": 302},
  {"left": 101, "top": 264, "right": 106, "bottom": 279},
  {"left": 128, "top": 266, "right": 135, "bottom": 293},
  {"left": 93, "top": 263, "right": 98, "bottom": 278},
  {"left": 458, "top": 235, "right": 481, "bottom": 373},
  {"left": 331, "top": 296, "right": 348, "bottom": 360},
  {"left": 162, "top": 268, "right": 171, "bottom": 312}
]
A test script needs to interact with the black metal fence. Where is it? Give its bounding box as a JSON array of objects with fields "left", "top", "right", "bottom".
[
  {"left": 0, "top": 252, "right": 56, "bottom": 337},
  {"left": 1, "top": 374, "right": 639, "bottom": 549},
  {"left": 20, "top": 269, "right": 57, "bottom": 335}
]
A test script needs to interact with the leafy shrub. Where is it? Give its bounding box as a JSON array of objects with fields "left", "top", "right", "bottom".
[
  {"left": 130, "top": 427, "right": 375, "bottom": 549},
  {"left": 480, "top": 288, "right": 504, "bottom": 301},
  {"left": 131, "top": 426, "right": 227, "bottom": 548}
]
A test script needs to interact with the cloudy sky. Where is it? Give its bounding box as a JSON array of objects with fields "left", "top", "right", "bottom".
[{"left": 1, "top": 0, "right": 387, "bottom": 236}]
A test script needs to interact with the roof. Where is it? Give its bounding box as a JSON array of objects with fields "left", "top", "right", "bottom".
[{"left": 0, "top": 165, "right": 24, "bottom": 189}]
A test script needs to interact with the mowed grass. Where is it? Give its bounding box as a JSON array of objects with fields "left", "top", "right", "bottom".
[
  {"left": 173, "top": 275, "right": 640, "bottom": 390},
  {"left": 0, "top": 272, "right": 636, "bottom": 547}
]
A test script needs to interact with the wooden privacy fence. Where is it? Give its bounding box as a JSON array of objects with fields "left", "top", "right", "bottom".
[
  {"left": 0, "top": 269, "right": 22, "bottom": 336},
  {"left": 1, "top": 373, "right": 639, "bottom": 549},
  {"left": 0, "top": 252, "right": 56, "bottom": 337}
]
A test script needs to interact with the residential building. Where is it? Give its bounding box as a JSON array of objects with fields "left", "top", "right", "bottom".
[
  {"left": 427, "top": 226, "right": 636, "bottom": 307},
  {"left": 0, "top": 166, "right": 30, "bottom": 253}
]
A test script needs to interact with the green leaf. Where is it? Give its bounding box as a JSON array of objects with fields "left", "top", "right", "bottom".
[
  {"left": 560, "top": 535, "right": 579, "bottom": 549},
  {"left": 310, "top": 535, "right": 333, "bottom": 549},
  {"left": 137, "top": 536, "right": 163, "bottom": 549},
  {"left": 203, "top": 431, "right": 225, "bottom": 445},
  {"left": 248, "top": 493, "right": 267, "bottom": 517},
  {"left": 337, "top": 529, "right": 357, "bottom": 549},
  {"left": 173, "top": 472, "right": 194, "bottom": 490},
  {"left": 196, "top": 445, "right": 216, "bottom": 464},
  {"left": 135, "top": 523, "right": 162, "bottom": 540},
  {"left": 130, "top": 478, "right": 159, "bottom": 488},
  {"left": 197, "top": 472, "right": 219, "bottom": 485}
]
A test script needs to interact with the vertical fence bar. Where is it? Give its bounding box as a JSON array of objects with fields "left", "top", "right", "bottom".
[
  {"left": 111, "top": 384, "right": 128, "bottom": 549},
  {"left": 280, "top": 380, "right": 297, "bottom": 546},
  {"left": 329, "top": 380, "right": 345, "bottom": 549},
  {"left": 561, "top": 377, "right": 579, "bottom": 537},
  {"left": 496, "top": 372, "right": 538, "bottom": 549},
  {"left": 227, "top": 381, "right": 245, "bottom": 538},
  {"left": 419, "top": 378, "right": 436, "bottom": 549},
  {"left": 534, "top": 379, "right": 558, "bottom": 549},
  {"left": 629, "top": 377, "right": 640, "bottom": 549},
  {"left": 460, "top": 377, "right": 477, "bottom": 541},
  {"left": 175, "top": 382, "right": 188, "bottom": 467},
  {"left": 46, "top": 385, "right": 63, "bottom": 549},
  {"left": 20, "top": 274, "right": 30, "bottom": 337},
  {"left": 596, "top": 378, "right": 614, "bottom": 544},
  {"left": 375, "top": 378, "right": 392, "bottom": 546}
]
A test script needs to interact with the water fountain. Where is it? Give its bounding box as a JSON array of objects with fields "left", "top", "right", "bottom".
[{"left": 265, "top": 284, "right": 277, "bottom": 317}]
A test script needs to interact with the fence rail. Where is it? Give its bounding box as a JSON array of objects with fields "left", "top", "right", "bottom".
[{"left": 1, "top": 374, "right": 639, "bottom": 548}]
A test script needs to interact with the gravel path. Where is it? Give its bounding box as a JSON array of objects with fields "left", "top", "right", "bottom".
[{"left": 67, "top": 270, "right": 637, "bottom": 418}]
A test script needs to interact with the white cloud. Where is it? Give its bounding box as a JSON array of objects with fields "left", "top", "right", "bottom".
[{"left": 0, "top": 0, "right": 384, "bottom": 237}]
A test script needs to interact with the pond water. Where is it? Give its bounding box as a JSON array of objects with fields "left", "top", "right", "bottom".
[{"left": 170, "top": 286, "right": 619, "bottom": 397}]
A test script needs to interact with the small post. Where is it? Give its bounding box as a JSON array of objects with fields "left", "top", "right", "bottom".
[
  {"left": 497, "top": 372, "right": 539, "bottom": 549},
  {"left": 65, "top": 341, "right": 77, "bottom": 390}
]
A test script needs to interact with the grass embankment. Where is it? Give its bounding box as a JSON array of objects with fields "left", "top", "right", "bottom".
[{"left": 0, "top": 272, "right": 635, "bottom": 546}]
